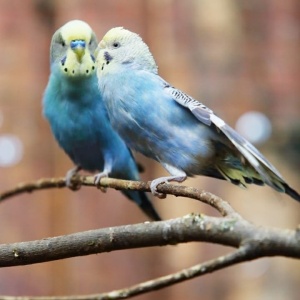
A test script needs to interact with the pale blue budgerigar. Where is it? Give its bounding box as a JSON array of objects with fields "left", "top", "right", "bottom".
[
  {"left": 96, "top": 27, "right": 300, "bottom": 202},
  {"left": 43, "top": 21, "right": 161, "bottom": 221}
]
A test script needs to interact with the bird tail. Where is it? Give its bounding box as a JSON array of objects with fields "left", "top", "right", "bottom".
[
  {"left": 122, "top": 190, "right": 162, "bottom": 221},
  {"left": 281, "top": 183, "right": 300, "bottom": 202},
  {"left": 210, "top": 115, "right": 300, "bottom": 202},
  {"left": 219, "top": 164, "right": 300, "bottom": 203}
]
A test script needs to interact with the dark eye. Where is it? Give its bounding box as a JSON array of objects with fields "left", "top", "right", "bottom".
[
  {"left": 61, "top": 41, "right": 66, "bottom": 47},
  {"left": 112, "top": 42, "right": 120, "bottom": 48}
]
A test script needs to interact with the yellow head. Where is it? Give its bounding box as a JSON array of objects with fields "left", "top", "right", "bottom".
[{"left": 50, "top": 20, "right": 98, "bottom": 77}]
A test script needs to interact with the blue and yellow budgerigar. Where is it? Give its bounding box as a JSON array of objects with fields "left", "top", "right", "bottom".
[
  {"left": 96, "top": 27, "right": 300, "bottom": 202},
  {"left": 43, "top": 21, "right": 161, "bottom": 221}
]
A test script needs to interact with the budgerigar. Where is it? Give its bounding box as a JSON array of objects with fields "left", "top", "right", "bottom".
[
  {"left": 43, "top": 21, "right": 161, "bottom": 221},
  {"left": 96, "top": 27, "right": 300, "bottom": 202}
]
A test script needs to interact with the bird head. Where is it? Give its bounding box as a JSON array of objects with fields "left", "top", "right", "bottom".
[
  {"left": 50, "top": 20, "right": 98, "bottom": 78},
  {"left": 96, "top": 27, "right": 158, "bottom": 76}
]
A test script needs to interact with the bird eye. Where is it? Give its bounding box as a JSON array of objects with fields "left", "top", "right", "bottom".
[
  {"left": 61, "top": 41, "right": 66, "bottom": 47},
  {"left": 112, "top": 42, "right": 120, "bottom": 48}
]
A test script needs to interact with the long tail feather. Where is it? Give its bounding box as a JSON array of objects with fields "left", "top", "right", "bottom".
[
  {"left": 210, "top": 115, "right": 300, "bottom": 202},
  {"left": 122, "top": 190, "right": 161, "bottom": 221}
]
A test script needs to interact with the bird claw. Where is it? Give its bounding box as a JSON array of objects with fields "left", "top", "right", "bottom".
[
  {"left": 94, "top": 172, "right": 108, "bottom": 192},
  {"left": 150, "top": 173, "right": 187, "bottom": 198},
  {"left": 65, "top": 166, "right": 82, "bottom": 191},
  {"left": 150, "top": 179, "right": 167, "bottom": 199}
]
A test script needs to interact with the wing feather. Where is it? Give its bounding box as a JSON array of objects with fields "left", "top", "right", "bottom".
[
  {"left": 164, "top": 84, "right": 285, "bottom": 190},
  {"left": 164, "top": 85, "right": 212, "bottom": 126}
]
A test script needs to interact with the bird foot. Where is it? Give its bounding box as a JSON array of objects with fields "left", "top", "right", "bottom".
[
  {"left": 65, "top": 166, "right": 82, "bottom": 191},
  {"left": 94, "top": 171, "right": 108, "bottom": 192},
  {"left": 150, "top": 178, "right": 167, "bottom": 198},
  {"left": 150, "top": 175, "right": 187, "bottom": 198}
]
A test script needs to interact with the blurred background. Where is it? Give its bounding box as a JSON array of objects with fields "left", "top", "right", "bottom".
[{"left": 0, "top": 0, "right": 299, "bottom": 299}]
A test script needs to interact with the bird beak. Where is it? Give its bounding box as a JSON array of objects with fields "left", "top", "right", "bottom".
[
  {"left": 70, "top": 40, "right": 86, "bottom": 62},
  {"left": 99, "top": 40, "right": 106, "bottom": 49},
  {"left": 95, "top": 40, "right": 105, "bottom": 59}
]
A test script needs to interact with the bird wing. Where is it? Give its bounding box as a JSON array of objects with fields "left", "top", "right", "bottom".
[
  {"left": 164, "top": 84, "right": 213, "bottom": 126},
  {"left": 164, "top": 83, "right": 285, "bottom": 189}
]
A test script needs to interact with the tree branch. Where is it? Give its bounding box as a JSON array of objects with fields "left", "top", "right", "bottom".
[
  {"left": 0, "top": 218, "right": 299, "bottom": 300},
  {"left": 0, "top": 212, "right": 299, "bottom": 269},
  {"left": 0, "top": 176, "right": 238, "bottom": 217},
  {"left": 0, "top": 246, "right": 256, "bottom": 300},
  {"left": 0, "top": 177, "right": 299, "bottom": 300}
]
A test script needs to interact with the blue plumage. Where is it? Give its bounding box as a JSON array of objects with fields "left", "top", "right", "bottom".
[
  {"left": 102, "top": 70, "right": 215, "bottom": 174},
  {"left": 96, "top": 27, "right": 300, "bottom": 202},
  {"left": 43, "top": 20, "right": 161, "bottom": 221}
]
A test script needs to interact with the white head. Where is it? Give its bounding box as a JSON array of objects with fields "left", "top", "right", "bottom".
[{"left": 96, "top": 27, "right": 158, "bottom": 75}]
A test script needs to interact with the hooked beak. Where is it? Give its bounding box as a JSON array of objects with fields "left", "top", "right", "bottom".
[
  {"left": 70, "top": 40, "right": 86, "bottom": 62},
  {"left": 94, "top": 40, "right": 106, "bottom": 59},
  {"left": 99, "top": 40, "right": 106, "bottom": 49}
]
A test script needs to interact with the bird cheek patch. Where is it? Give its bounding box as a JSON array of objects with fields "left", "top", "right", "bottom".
[
  {"left": 59, "top": 49, "right": 77, "bottom": 75},
  {"left": 104, "top": 51, "right": 113, "bottom": 63},
  {"left": 61, "top": 56, "right": 67, "bottom": 67}
]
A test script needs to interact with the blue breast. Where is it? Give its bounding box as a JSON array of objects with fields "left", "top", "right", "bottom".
[{"left": 43, "top": 70, "right": 111, "bottom": 172}]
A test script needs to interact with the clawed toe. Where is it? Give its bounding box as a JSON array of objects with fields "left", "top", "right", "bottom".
[
  {"left": 150, "top": 173, "right": 187, "bottom": 198},
  {"left": 94, "top": 172, "right": 108, "bottom": 192},
  {"left": 65, "top": 166, "right": 82, "bottom": 191},
  {"left": 150, "top": 179, "right": 167, "bottom": 199}
]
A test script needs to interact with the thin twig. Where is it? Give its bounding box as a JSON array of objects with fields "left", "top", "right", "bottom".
[
  {"left": 0, "top": 246, "right": 255, "bottom": 300},
  {"left": 0, "top": 176, "right": 238, "bottom": 217},
  {"left": 92, "top": 245, "right": 255, "bottom": 300}
]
